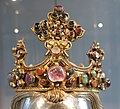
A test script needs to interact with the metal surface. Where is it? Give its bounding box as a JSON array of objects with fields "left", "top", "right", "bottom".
[{"left": 11, "top": 91, "right": 103, "bottom": 109}]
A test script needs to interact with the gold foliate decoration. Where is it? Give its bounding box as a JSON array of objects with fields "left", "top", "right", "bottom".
[{"left": 8, "top": 5, "right": 110, "bottom": 109}]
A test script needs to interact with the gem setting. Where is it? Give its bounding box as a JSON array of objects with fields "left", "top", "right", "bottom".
[{"left": 48, "top": 66, "right": 66, "bottom": 82}]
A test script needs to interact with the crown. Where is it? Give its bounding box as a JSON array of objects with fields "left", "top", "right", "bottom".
[{"left": 8, "top": 5, "right": 110, "bottom": 94}]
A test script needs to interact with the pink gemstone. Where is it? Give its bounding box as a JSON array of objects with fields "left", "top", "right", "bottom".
[
  {"left": 56, "top": 27, "right": 60, "bottom": 32},
  {"left": 51, "top": 46, "right": 60, "bottom": 54},
  {"left": 70, "top": 31, "right": 74, "bottom": 36},
  {"left": 70, "top": 78, "right": 75, "bottom": 84},
  {"left": 54, "top": 5, "right": 64, "bottom": 12},
  {"left": 76, "top": 26, "right": 82, "bottom": 33},
  {"left": 48, "top": 66, "right": 66, "bottom": 82}
]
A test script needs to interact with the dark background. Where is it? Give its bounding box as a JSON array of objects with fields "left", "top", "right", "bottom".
[{"left": 0, "top": 0, "right": 119, "bottom": 108}]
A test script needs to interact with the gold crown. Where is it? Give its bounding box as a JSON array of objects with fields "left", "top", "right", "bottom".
[{"left": 8, "top": 5, "right": 110, "bottom": 93}]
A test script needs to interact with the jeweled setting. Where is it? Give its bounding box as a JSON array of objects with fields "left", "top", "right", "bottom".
[
  {"left": 48, "top": 66, "right": 66, "bottom": 82},
  {"left": 8, "top": 5, "right": 110, "bottom": 93}
]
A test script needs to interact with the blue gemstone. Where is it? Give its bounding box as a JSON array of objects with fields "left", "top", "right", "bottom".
[
  {"left": 69, "top": 68, "right": 74, "bottom": 75},
  {"left": 66, "top": 75, "right": 71, "bottom": 79},
  {"left": 56, "top": 33, "right": 60, "bottom": 36},
  {"left": 62, "top": 29, "right": 64, "bottom": 32}
]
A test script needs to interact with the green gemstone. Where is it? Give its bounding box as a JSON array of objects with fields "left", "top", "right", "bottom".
[
  {"left": 82, "top": 74, "right": 88, "bottom": 83},
  {"left": 91, "top": 70, "right": 97, "bottom": 77}
]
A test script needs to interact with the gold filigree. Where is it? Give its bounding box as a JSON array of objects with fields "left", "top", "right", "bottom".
[{"left": 8, "top": 5, "right": 110, "bottom": 109}]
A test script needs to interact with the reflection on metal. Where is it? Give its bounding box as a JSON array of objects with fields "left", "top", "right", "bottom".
[
  {"left": 20, "top": 97, "right": 31, "bottom": 109},
  {"left": 76, "top": 92, "right": 104, "bottom": 109},
  {"left": 10, "top": 92, "right": 40, "bottom": 109},
  {"left": 10, "top": 91, "right": 103, "bottom": 109},
  {"left": 78, "top": 98, "right": 91, "bottom": 109}
]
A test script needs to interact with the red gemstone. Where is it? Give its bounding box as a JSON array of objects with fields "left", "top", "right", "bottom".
[
  {"left": 54, "top": 5, "right": 64, "bottom": 12},
  {"left": 56, "top": 27, "right": 60, "bottom": 32},
  {"left": 91, "top": 80, "right": 98, "bottom": 88},
  {"left": 40, "top": 79, "right": 46, "bottom": 85},
  {"left": 36, "top": 68, "right": 44, "bottom": 75},
  {"left": 70, "top": 31, "right": 74, "bottom": 36},
  {"left": 48, "top": 66, "right": 66, "bottom": 82},
  {"left": 70, "top": 78, "right": 75, "bottom": 84},
  {"left": 76, "top": 26, "right": 82, "bottom": 33}
]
